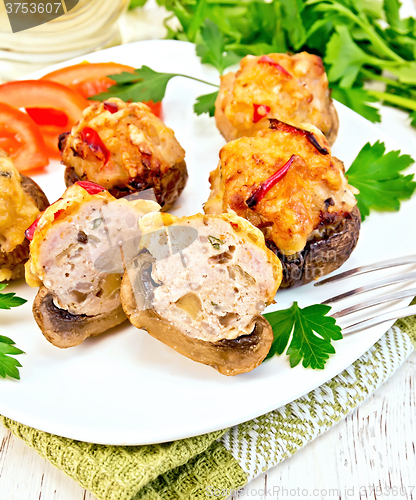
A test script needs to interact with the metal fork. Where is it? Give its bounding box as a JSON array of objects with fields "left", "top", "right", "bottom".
[{"left": 314, "top": 254, "right": 416, "bottom": 335}]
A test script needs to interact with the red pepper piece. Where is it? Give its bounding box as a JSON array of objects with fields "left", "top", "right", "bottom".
[
  {"left": 80, "top": 127, "right": 110, "bottom": 163},
  {"left": 25, "top": 214, "right": 41, "bottom": 241},
  {"left": 53, "top": 209, "right": 65, "bottom": 221},
  {"left": 103, "top": 101, "right": 118, "bottom": 114},
  {"left": 26, "top": 107, "right": 69, "bottom": 127},
  {"left": 246, "top": 155, "right": 296, "bottom": 208},
  {"left": 253, "top": 104, "right": 271, "bottom": 123},
  {"left": 258, "top": 56, "right": 292, "bottom": 77},
  {"left": 268, "top": 119, "right": 329, "bottom": 155},
  {"left": 76, "top": 180, "right": 105, "bottom": 195}
]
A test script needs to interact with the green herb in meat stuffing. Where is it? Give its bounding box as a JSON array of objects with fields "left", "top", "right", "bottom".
[
  {"left": 208, "top": 235, "right": 225, "bottom": 250},
  {"left": 92, "top": 217, "right": 103, "bottom": 229}
]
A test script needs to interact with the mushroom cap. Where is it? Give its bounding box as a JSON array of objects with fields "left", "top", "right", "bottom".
[
  {"left": 33, "top": 286, "right": 126, "bottom": 348},
  {"left": 120, "top": 213, "right": 281, "bottom": 375}
]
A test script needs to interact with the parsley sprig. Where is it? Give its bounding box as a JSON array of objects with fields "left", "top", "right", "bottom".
[
  {"left": 196, "top": 19, "right": 240, "bottom": 75},
  {"left": 0, "top": 336, "right": 24, "bottom": 380},
  {"left": 347, "top": 141, "right": 416, "bottom": 220},
  {"left": 0, "top": 284, "right": 26, "bottom": 380},
  {"left": 131, "top": 0, "right": 416, "bottom": 126},
  {"left": 91, "top": 19, "right": 244, "bottom": 116},
  {"left": 0, "top": 283, "right": 27, "bottom": 310},
  {"left": 263, "top": 302, "right": 342, "bottom": 370},
  {"left": 91, "top": 65, "right": 218, "bottom": 107}
]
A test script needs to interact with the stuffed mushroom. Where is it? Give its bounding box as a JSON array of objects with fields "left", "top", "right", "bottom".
[
  {"left": 59, "top": 97, "right": 187, "bottom": 210},
  {"left": 215, "top": 52, "right": 338, "bottom": 145},
  {"left": 0, "top": 151, "right": 49, "bottom": 282},
  {"left": 121, "top": 212, "right": 282, "bottom": 375},
  {"left": 25, "top": 181, "right": 160, "bottom": 348},
  {"left": 205, "top": 119, "right": 360, "bottom": 288}
]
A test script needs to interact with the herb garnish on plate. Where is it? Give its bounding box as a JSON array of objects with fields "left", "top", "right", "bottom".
[
  {"left": 263, "top": 302, "right": 342, "bottom": 370},
  {"left": 0, "top": 284, "right": 26, "bottom": 380},
  {"left": 130, "top": 0, "right": 416, "bottom": 126}
]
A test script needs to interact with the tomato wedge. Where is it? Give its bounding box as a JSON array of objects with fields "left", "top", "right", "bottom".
[
  {"left": 37, "top": 125, "right": 66, "bottom": 159},
  {"left": 0, "top": 80, "right": 88, "bottom": 159},
  {"left": 41, "top": 62, "right": 163, "bottom": 118},
  {"left": 41, "top": 62, "right": 135, "bottom": 98},
  {"left": 0, "top": 102, "right": 48, "bottom": 172},
  {"left": 0, "top": 80, "right": 89, "bottom": 125},
  {"left": 146, "top": 100, "right": 162, "bottom": 119}
]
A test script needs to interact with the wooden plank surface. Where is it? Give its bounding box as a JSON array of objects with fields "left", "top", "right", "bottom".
[
  {"left": 230, "top": 352, "right": 416, "bottom": 500},
  {"left": 1, "top": 352, "right": 414, "bottom": 500}
]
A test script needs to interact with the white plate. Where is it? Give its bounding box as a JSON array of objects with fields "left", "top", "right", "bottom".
[{"left": 0, "top": 40, "right": 415, "bottom": 445}]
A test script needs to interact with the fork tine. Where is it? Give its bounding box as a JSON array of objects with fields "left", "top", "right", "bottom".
[
  {"left": 331, "top": 287, "right": 416, "bottom": 318},
  {"left": 342, "top": 304, "right": 416, "bottom": 335},
  {"left": 314, "top": 254, "right": 416, "bottom": 287},
  {"left": 321, "top": 270, "right": 416, "bottom": 305}
]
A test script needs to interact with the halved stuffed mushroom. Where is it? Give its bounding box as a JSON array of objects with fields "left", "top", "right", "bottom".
[
  {"left": 215, "top": 52, "right": 338, "bottom": 145},
  {"left": 25, "top": 181, "right": 160, "bottom": 348},
  {"left": 121, "top": 212, "right": 282, "bottom": 375},
  {"left": 0, "top": 151, "right": 49, "bottom": 282},
  {"left": 59, "top": 97, "right": 187, "bottom": 210},
  {"left": 205, "top": 119, "right": 360, "bottom": 288}
]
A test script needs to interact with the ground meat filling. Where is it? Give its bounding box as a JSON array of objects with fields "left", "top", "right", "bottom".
[
  {"left": 141, "top": 218, "right": 276, "bottom": 342},
  {"left": 38, "top": 199, "right": 142, "bottom": 316}
]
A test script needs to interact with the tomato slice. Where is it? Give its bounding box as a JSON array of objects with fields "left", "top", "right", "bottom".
[
  {"left": 38, "top": 125, "right": 66, "bottom": 159},
  {"left": 41, "top": 62, "right": 135, "bottom": 98},
  {"left": 41, "top": 62, "right": 163, "bottom": 118},
  {"left": 0, "top": 129, "right": 22, "bottom": 156},
  {"left": 0, "top": 80, "right": 89, "bottom": 125},
  {"left": 146, "top": 100, "right": 163, "bottom": 119},
  {"left": 0, "top": 102, "right": 48, "bottom": 172}
]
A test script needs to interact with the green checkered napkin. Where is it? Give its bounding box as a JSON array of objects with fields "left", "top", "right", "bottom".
[{"left": 2, "top": 317, "right": 415, "bottom": 500}]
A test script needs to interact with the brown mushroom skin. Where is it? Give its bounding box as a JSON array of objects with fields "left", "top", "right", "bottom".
[
  {"left": 20, "top": 175, "right": 49, "bottom": 212},
  {"left": 267, "top": 206, "right": 361, "bottom": 288},
  {"left": 0, "top": 175, "right": 49, "bottom": 280},
  {"left": 33, "top": 286, "right": 126, "bottom": 349},
  {"left": 120, "top": 268, "right": 274, "bottom": 376},
  {"left": 64, "top": 159, "right": 188, "bottom": 212}
]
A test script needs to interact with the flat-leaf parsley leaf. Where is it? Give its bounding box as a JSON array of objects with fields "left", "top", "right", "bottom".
[
  {"left": 0, "top": 284, "right": 26, "bottom": 380},
  {"left": 347, "top": 141, "right": 416, "bottom": 220},
  {"left": 196, "top": 19, "right": 240, "bottom": 75},
  {"left": 91, "top": 66, "right": 219, "bottom": 116},
  {"left": 0, "top": 336, "right": 24, "bottom": 380},
  {"left": 263, "top": 302, "right": 342, "bottom": 369},
  {"left": 194, "top": 91, "right": 219, "bottom": 116},
  {"left": 0, "top": 283, "right": 27, "bottom": 310}
]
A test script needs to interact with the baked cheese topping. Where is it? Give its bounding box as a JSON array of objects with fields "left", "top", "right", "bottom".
[
  {"left": 205, "top": 128, "right": 357, "bottom": 254},
  {"left": 215, "top": 52, "right": 336, "bottom": 142},
  {"left": 0, "top": 151, "right": 39, "bottom": 255},
  {"left": 61, "top": 97, "right": 185, "bottom": 190}
]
